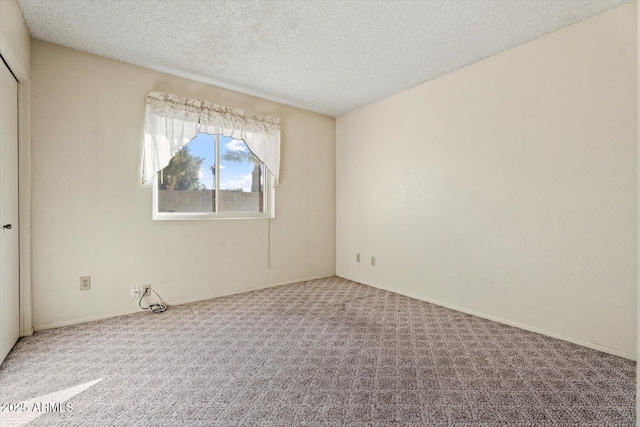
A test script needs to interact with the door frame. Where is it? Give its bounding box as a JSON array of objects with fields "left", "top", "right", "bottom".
[{"left": 0, "top": 37, "right": 33, "bottom": 337}]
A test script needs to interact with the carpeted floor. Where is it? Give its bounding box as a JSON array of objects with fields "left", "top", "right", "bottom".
[{"left": 0, "top": 276, "right": 635, "bottom": 426}]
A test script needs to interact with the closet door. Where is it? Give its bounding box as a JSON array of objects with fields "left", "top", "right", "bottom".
[{"left": 0, "top": 57, "right": 20, "bottom": 365}]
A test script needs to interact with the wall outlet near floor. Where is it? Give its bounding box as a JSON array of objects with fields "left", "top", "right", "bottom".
[
  {"left": 141, "top": 284, "right": 151, "bottom": 297},
  {"left": 370, "top": 256, "right": 376, "bottom": 266},
  {"left": 356, "top": 253, "right": 361, "bottom": 263},
  {"left": 80, "top": 276, "right": 91, "bottom": 290},
  {"left": 131, "top": 286, "right": 140, "bottom": 299}
]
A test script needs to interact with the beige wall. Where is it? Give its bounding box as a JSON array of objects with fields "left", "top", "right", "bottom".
[
  {"left": 0, "top": 0, "right": 32, "bottom": 336},
  {"left": 636, "top": 1, "right": 639, "bottom": 421},
  {"left": 0, "top": 0, "right": 30, "bottom": 79},
  {"left": 31, "top": 41, "right": 336, "bottom": 329},
  {"left": 337, "top": 3, "right": 637, "bottom": 358}
]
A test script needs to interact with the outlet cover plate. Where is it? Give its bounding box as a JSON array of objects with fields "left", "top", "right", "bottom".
[
  {"left": 141, "top": 284, "right": 151, "bottom": 297},
  {"left": 80, "top": 276, "right": 91, "bottom": 290}
]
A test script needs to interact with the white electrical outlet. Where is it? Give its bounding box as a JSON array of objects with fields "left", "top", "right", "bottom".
[
  {"left": 141, "top": 284, "right": 151, "bottom": 297},
  {"left": 370, "top": 256, "right": 376, "bottom": 266},
  {"left": 356, "top": 253, "right": 361, "bottom": 263},
  {"left": 80, "top": 276, "right": 91, "bottom": 290},
  {"left": 131, "top": 286, "right": 140, "bottom": 299}
]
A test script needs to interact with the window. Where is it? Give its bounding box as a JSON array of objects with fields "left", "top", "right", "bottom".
[
  {"left": 153, "top": 133, "right": 273, "bottom": 220},
  {"left": 143, "top": 91, "right": 280, "bottom": 220}
]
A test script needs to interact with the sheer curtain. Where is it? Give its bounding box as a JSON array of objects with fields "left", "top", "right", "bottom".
[{"left": 142, "top": 90, "right": 280, "bottom": 185}]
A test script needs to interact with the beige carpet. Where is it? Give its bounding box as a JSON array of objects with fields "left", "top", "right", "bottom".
[{"left": 0, "top": 276, "right": 635, "bottom": 426}]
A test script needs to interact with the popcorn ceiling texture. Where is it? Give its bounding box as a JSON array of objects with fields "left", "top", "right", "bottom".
[
  {"left": 16, "top": 0, "right": 630, "bottom": 117},
  {"left": 0, "top": 277, "right": 635, "bottom": 426}
]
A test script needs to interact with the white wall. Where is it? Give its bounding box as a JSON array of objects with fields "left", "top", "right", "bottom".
[
  {"left": 31, "top": 41, "right": 336, "bottom": 329},
  {"left": 0, "top": 0, "right": 32, "bottom": 336},
  {"left": 337, "top": 3, "right": 637, "bottom": 358}
]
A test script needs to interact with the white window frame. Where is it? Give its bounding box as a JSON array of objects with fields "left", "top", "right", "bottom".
[{"left": 152, "top": 134, "right": 275, "bottom": 221}]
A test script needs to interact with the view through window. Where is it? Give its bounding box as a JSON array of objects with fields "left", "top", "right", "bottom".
[{"left": 156, "top": 133, "right": 268, "bottom": 218}]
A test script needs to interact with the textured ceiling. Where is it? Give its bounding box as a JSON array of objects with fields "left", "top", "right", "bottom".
[{"left": 16, "top": 0, "right": 630, "bottom": 117}]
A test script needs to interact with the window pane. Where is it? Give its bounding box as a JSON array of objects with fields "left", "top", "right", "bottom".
[
  {"left": 219, "top": 136, "right": 264, "bottom": 213},
  {"left": 157, "top": 133, "right": 216, "bottom": 213}
]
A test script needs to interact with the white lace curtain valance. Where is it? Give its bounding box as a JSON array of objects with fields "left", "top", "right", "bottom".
[{"left": 142, "top": 90, "right": 280, "bottom": 185}]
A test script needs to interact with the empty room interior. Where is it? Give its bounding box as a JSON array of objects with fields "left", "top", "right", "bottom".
[{"left": 0, "top": 0, "right": 638, "bottom": 426}]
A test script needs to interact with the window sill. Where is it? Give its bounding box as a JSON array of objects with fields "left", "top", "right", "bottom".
[{"left": 152, "top": 212, "right": 273, "bottom": 221}]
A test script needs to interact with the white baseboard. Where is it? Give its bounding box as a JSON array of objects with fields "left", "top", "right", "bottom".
[
  {"left": 162, "top": 274, "right": 332, "bottom": 307},
  {"left": 20, "top": 328, "right": 34, "bottom": 337},
  {"left": 33, "top": 275, "right": 332, "bottom": 332},
  {"left": 34, "top": 308, "right": 143, "bottom": 331},
  {"left": 338, "top": 274, "right": 636, "bottom": 361}
]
